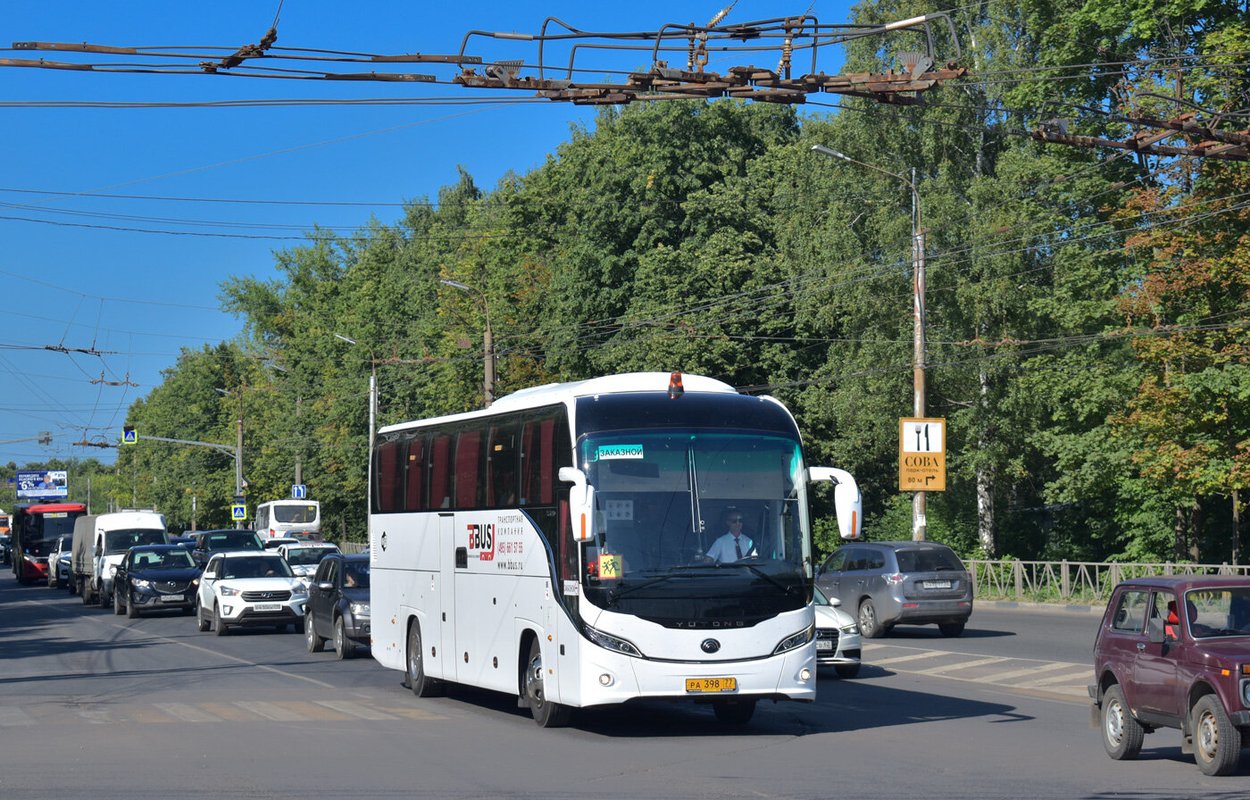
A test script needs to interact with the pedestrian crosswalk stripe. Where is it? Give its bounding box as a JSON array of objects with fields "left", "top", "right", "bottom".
[
  {"left": 314, "top": 699, "right": 396, "bottom": 720},
  {"left": 912, "top": 656, "right": 1010, "bottom": 676},
  {"left": 0, "top": 706, "right": 35, "bottom": 726},
  {"left": 242, "top": 701, "right": 308, "bottom": 721},
  {"left": 871, "top": 651, "right": 948, "bottom": 666},
  {"left": 154, "top": 702, "right": 220, "bottom": 722},
  {"left": 979, "top": 661, "right": 1080, "bottom": 683}
]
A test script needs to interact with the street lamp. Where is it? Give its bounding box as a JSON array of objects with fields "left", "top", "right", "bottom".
[
  {"left": 811, "top": 144, "right": 928, "bottom": 541},
  {"left": 439, "top": 279, "right": 495, "bottom": 407},
  {"left": 334, "top": 333, "right": 377, "bottom": 472}
]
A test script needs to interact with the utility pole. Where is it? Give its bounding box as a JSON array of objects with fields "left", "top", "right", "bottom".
[
  {"left": 811, "top": 145, "right": 927, "bottom": 540},
  {"left": 440, "top": 279, "right": 495, "bottom": 406}
]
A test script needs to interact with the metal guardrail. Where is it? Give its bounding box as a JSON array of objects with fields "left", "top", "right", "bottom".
[{"left": 967, "top": 559, "right": 1250, "bottom": 603}]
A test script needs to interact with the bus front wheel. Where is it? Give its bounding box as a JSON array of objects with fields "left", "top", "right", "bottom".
[
  {"left": 524, "top": 636, "right": 571, "bottom": 728},
  {"left": 406, "top": 621, "right": 443, "bottom": 698}
]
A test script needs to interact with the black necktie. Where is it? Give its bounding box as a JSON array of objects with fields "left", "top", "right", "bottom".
[{"left": 735, "top": 538, "right": 743, "bottom": 559}]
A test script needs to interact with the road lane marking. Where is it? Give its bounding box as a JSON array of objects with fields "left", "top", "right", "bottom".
[
  {"left": 978, "top": 661, "right": 1079, "bottom": 683},
  {"left": 242, "top": 701, "right": 308, "bottom": 721},
  {"left": 870, "top": 652, "right": 949, "bottom": 666},
  {"left": 314, "top": 699, "right": 397, "bottom": 720},
  {"left": 911, "top": 656, "right": 1010, "bottom": 676},
  {"left": 154, "top": 702, "right": 221, "bottom": 722},
  {"left": 1016, "top": 669, "right": 1091, "bottom": 687},
  {"left": 0, "top": 706, "right": 35, "bottom": 726}
]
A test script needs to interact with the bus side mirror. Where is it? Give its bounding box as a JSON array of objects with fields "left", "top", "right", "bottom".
[
  {"left": 559, "top": 467, "right": 595, "bottom": 543},
  {"left": 808, "top": 467, "right": 862, "bottom": 541}
]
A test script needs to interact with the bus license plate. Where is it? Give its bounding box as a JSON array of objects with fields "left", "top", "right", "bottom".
[
  {"left": 685, "top": 677, "right": 737, "bottom": 693},
  {"left": 253, "top": 603, "right": 281, "bottom": 612}
]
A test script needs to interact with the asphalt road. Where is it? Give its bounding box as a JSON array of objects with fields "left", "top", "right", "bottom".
[{"left": 1, "top": 572, "right": 1245, "bottom": 799}]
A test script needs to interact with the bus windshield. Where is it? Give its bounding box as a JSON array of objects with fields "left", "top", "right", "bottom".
[{"left": 578, "top": 430, "right": 813, "bottom": 624}]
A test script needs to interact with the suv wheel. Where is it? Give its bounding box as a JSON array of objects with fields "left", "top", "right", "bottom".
[
  {"left": 1101, "top": 684, "right": 1144, "bottom": 760},
  {"left": 213, "top": 602, "right": 229, "bottom": 636},
  {"left": 858, "top": 599, "right": 883, "bottom": 639},
  {"left": 1192, "top": 694, "right": 1242, "bottom": 776},
  {"left": 126, "top": 591, "right": 139, "bottom": 619},
  {"left": 305, "top": 611, "right": 324, "bottom": 652},
  {"left": 195, "top": 597, "right": 211, "bottom": 632},
  {"left": 334, "top": 616, "right": 354, "bottom": 660}
]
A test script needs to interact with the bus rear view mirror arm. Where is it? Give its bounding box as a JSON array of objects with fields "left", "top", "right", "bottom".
[
  {"left": 559, "top": 467, "right": 596, "bottom": 542},
  {"left": 808, "top": 467, "right": 862, "bottom": 541}
]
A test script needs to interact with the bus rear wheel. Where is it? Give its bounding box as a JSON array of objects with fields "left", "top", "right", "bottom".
[
  {"left": 406, "top": 621, "right": 443, "bottom": 697},
  {"left": 524, "top": 636, "right": 571, "bottom": 728}
]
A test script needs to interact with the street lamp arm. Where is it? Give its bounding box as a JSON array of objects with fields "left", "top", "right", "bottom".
[{"left": 809, "top": 144, "right": 915, "bottom": 195}]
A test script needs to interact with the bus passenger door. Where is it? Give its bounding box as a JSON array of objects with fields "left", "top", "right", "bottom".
[{"left": 438, "top": 513, "right": 458, "bottom": 682}]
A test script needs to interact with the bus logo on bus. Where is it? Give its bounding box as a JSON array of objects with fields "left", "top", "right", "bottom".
[{"left": 467, "top": 523, "right": 495, "bottom": 561}]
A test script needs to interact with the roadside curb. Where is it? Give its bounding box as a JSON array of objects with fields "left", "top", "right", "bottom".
[{"left": 977, "top": 599, "right": 1105, "bottom": 615}]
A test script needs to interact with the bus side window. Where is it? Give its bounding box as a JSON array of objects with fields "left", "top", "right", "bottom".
[
  {"left": 487, "top": 423, "right": 518, "bottom": 507},
  {"left": 373, "top": 436, "right": 404, "bottom": 513},
  {"left": 404, "top": 433, "right": 426, "bottom": 512},
  {"left": 428, "top": 433, "right": 454, "bottom": 509},
  {"left": 454, "top": 428, "right": 483, "bottom": 509}
]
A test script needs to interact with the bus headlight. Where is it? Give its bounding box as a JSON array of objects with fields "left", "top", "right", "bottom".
[
  {"left": 584, "top": 626, "right": 643, "bottom": 658},
  {"left": 773, "top": 624, "right": 815, "bottom": 655}
]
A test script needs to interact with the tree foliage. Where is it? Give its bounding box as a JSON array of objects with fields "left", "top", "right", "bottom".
[{"left": 17, "top": 2, "right": 1246, "bottom": 561}]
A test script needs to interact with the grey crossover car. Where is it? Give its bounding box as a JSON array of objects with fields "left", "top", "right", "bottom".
[{"left": 815, "top": 541, "right": 973, "bottom": 638}]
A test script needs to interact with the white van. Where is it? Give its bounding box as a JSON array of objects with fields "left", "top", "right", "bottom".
[{"left": 72, "top": 510, "right": 168, "bottom": 607}]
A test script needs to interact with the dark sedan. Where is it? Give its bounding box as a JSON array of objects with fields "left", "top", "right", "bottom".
[
  {"left": 305, "top": 553, "right": 370, "bottom": 659},
  {"left": 114, "top": 545, "right": 203, "bottom": 618}
]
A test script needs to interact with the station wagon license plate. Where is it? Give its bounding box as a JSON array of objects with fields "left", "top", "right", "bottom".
[
  {"left": 253, "top": 603, "right": 282, "bottom": 612},
  {"left": 923, "top": 580, "right": 951, "bottom": 589},
  {"left": 685, "top": 677, "right": 737, "bottom": 693}
]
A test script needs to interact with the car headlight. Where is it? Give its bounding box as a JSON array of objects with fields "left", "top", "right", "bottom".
[
  {"left": 132, "top": 578, "right": 151, "bottom": 588},
  {"left": 840, "top": 623, "right": 860, "bottom": 634},
  {"left": 349, "top": 602, "right": 370, "bottom": 617},
  {"left": 773, "top": 624, "right": 816, "bottom": 655},
  {"left": 219, "top": 585, "right": 240, "bottom": 597},
  {"left": 584, "top": 625, "right": 643, "bottom": 657}
]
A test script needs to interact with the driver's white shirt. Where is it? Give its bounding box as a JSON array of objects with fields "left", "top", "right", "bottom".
[{"left": 706, "top": 532, "right": 755, "bottom": 563}]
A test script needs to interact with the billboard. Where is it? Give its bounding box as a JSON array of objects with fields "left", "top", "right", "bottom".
[{"left": 16, "top": 470, "right": 68, "bottom": 500}]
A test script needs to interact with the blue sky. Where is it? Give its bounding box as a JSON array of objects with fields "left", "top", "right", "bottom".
[{"left": 0, "top": 1, "right": 855, "bottom": 469}]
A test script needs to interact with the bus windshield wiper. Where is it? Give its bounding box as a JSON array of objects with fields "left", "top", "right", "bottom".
[
  {"left": 722, "top": 562, "right": 796, "bottom": 595},
  {"left": 605, "top": 568, "right": 718, "bottom": 605}
]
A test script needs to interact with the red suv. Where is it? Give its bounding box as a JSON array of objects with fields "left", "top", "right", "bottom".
[{"left": 1091, "top": 576, "right": 1250, "bottom": 776}]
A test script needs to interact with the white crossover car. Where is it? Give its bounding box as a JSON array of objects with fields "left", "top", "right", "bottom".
[
  {"left": 195, "top": 551, "right": 307, "bottom": 635},
  {"left": 814, "top": 586, "right": 863, "bottom": 678}
]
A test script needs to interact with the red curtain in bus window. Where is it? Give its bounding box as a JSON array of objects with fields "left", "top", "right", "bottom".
[
  {"left": 536, "top": 418, "right": 556, "bottom": 504},
  {"left": 428, "top": 433, "right": 454, "bottom": 509},
  {"left": 373, "top": 438, "right": 403, "bottom": 513},
  {"left": 454, "top": 429, "right": 482, "bottom": 509},
  {"left": 403, "top": 434, "right": 425, "bottom": 511}
]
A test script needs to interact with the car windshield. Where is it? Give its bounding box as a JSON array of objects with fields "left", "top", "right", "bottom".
[
  {"left": 104, "top": 529, "right": 166, "bottom": 554},
  {"left": 285, "top": 546, "right": 337, "bottom": 566},
  {"left": 132, "top": 549, "right": 195, "bottom": 569},
  {"left": 221, "top": 556, "right": 292, "bottom": 579},
  {"left": 207, "top": 532, "right": 261, "bottom": 551},
  {"left": 895, "top": 548, "right": 964, "bottom": 572},
  {"left": 1184, "top": 587, "right": 1250, "bottom": 638},
  {"left": 343, "top": 562, "right": 370, "bottom": 589}
]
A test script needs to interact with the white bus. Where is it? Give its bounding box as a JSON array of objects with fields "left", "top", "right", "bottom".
[
  {"left": 369, "top": 372, "right": 861, "bottom": 726},
  {"left": 254, "top": 499, "right": 321, "bottom": 540}
]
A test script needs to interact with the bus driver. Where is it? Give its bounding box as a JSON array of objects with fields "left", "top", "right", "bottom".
[{"left": 705, "top": 508, "right": 756, "bottom": 563}]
